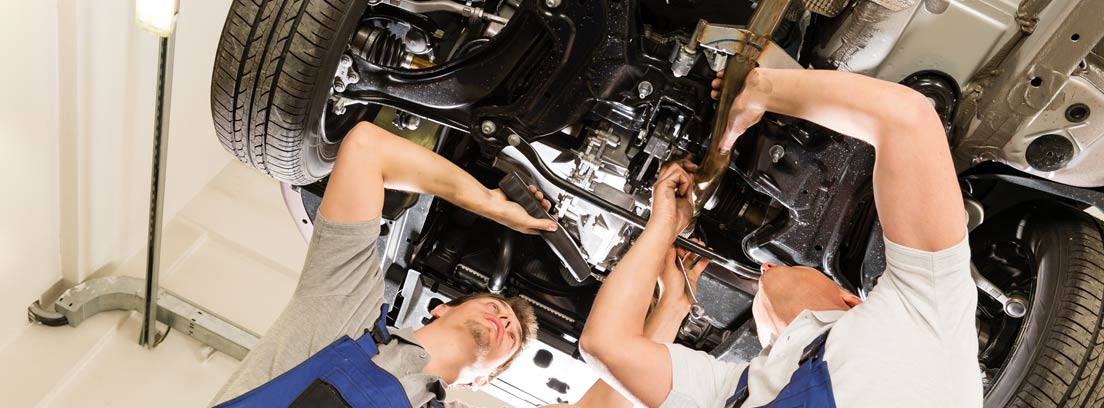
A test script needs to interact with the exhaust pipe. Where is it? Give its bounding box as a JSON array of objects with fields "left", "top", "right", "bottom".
[{"left": 692, "top": 0, "right": 792, "bottom": 212}]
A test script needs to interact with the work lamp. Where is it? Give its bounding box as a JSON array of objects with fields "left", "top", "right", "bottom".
[{"left": 135, "top": 0, "right": 179, "bottom": 37}]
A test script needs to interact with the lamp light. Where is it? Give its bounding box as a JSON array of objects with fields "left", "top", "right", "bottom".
[{"left": 135, "top": 0, "right": 179, "bottom": 37}]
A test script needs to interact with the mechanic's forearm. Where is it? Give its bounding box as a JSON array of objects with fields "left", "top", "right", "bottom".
[
  {"left": 555, "top": 298, "right": 688, "bottom": 408},
  {"left": 581, "top": 224, "right": 675, "bottom": 349},
  {"left": 646, "top": 298, "right": 690, "bottom": 339},
  {"left": 747, "top": 68, "right": 934, "bottom": 149},
  {"left": 748, "top": 68, "right": 965, "bottom": 250}
]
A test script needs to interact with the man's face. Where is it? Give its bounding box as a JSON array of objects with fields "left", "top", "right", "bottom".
[
  {"left": 429, "top": 296, "right": 523, "bottom": 385},
  {"left": 751, "top": 263, "right": 862, "bottom": 346}
]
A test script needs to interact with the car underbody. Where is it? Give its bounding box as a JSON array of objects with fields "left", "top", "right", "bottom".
[{"left": 205, "top": 0, "right": 1104, "bottom": 405}]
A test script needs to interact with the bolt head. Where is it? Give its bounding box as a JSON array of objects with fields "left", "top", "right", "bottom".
[
  {"left": 1005, "top": 296, "right": 1028, "bottom": 318},
  {"left": 637, "top": 81, "right": 654, "bottom": 99},
  {"left": 768, "top": 144, "right": 785, "bottom": 163},
  {"left": 544, "top": 0, "right": 561, "bottom": 8},
  {"left": 480, "top": 120, "right": 497, "bottom": 135}
]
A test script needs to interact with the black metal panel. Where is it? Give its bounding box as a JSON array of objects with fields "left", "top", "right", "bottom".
[
  {"left": 345, "top": 0, "right": 633, "bottom": 139},
  {"left": 737, "top": 120, "right": 876, "bottom": 288}
]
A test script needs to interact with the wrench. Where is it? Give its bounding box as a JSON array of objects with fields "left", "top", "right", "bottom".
[
  {"left": 971, "top": 263, "right": 1028, "bottom": 318},
  {"left": 675, "top": 255, "right": 706, "bottom": 320}
]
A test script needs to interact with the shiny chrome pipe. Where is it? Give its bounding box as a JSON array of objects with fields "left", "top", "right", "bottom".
[{"left": 692, "top": 0, "right": 791, "bottom": 212}]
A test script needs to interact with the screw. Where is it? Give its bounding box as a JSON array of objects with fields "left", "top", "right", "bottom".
[
  {"left": 769, "top": 144, "right": 785, "bottom": 163},
  {"left": 480, "top": 120, "right": 497, "bottom": 135},
  {"left": 333, "top": 78, "right": 346, "bottom": 93},
  {"left": 637, "top": 81, "right": 654, "bottom": 99},
  {"left": 544, "top": 0, "right": 561, "bottom": 7},
  {"left": 340, "top": 54, "right": 352, "bottom": 67},
  {"left": 507, "top": 134, "right": 522, "bottom": 146}
]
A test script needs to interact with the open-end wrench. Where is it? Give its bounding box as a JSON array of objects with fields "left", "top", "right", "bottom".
[{"left": 675, "top": 255, "right": 706, "bottom": 320}]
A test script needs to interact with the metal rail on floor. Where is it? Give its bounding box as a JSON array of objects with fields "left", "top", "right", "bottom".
[{"left": 29, "top": 276, "right": 259, "bottom": 361}]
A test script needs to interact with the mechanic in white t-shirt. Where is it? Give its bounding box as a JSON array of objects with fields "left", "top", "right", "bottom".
[{"left": 577, "top": 68, "right": 983, "bottom": 408}]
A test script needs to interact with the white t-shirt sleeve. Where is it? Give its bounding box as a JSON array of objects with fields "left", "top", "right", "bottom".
[
  {"left": 873, "top": 233, "right": 975, "bottom": 335},
  {"left": 660, "top": 343, "right": 748, "bottom": 408},
  {"left": 825, "top": 233, "right": 982, "bottom": 407}
]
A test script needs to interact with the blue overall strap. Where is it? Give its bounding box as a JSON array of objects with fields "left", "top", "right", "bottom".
[
  {"left": 725, "top": 367, "right": 751, "bottom": 407},
  {"left": 725, "top": 330, "right": 836, "bottom": 408},
  {"left": 216, "top": 304, "right": 415, "bottom": 408},
  {"left": 364, "top": 303, "right": 394, "bottom": 348}
]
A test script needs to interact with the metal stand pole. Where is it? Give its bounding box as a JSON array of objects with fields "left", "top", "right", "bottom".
[{"left": 139, "top": 32, "right": 176, "bottom": 348}]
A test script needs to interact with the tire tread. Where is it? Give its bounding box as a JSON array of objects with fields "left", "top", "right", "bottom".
[
  {"left": 1008, "top": 215, "right": 1104, "bottom": 408},
  {"left": 210, "top": 0, "right": 361, "bottom": 184}
]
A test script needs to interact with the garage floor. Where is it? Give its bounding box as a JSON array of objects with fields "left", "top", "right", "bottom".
[{"left": 0, "top": 162, "right": 507, "bottom": 407}]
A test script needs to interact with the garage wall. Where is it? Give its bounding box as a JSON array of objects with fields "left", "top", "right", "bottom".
[
  {"left": 57, "top": 0, "right": 233, "bottom": 286},
  {"left": 0, "top": 1, "right": 234, "bottom": 350},
  {"left": 0, "top": 1, "right": 63, "bottom": 351}
]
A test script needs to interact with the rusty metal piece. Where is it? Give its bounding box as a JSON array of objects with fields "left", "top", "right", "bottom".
[
  {"left": 404, "top": 55, "right": 435, "bottom": 69},
  {"left": 870, "top": 0, "right": 918, "bottom": 12},
  {"left": 823, "top": 0, "right": 897, "bottom": 72},
  {"left": 692, "top": 0, "right": 791, "bottom": 213},
  {"left": 801, "top": 0, "right": 850, "bottom": 17}
]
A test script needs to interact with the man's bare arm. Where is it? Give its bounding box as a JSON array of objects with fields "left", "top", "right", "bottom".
[
  {"left": 577, "top": 163, "right": 696, "bottom": 407},
  {"left": 319, "top": 122, "right": 556, "bottom": 234},
  {"left": 729, "top": 68, "right": 964, "bottom": 251},
  {"left": 545, "top": 299, "right": 692, "bottom": 408}
]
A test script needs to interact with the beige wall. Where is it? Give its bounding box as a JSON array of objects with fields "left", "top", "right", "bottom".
[
  {"left": 0, "top": 1, "right": 63, "bottom": 351},
  {"left": 57, "top": 0, "right": 232, "bottom": 286},
  {"left": 1, "top": 0, "right": 232, "bottom": 349}
]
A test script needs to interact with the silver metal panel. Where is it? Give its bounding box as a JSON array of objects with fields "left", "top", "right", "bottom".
[
  {"left": 1001, "top": 76, "right": 1104, "bottom": 186},
  {"left": 954, "top": 0, "right": 1104, "bottom": 183},
  {"left": 871, "top": 0, "right": 1016, "bottom": 84},
  {"left": 378, "top": 194, "right": 434, "bottom": 272}
]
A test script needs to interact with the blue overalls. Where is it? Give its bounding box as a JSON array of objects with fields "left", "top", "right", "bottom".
[
  {"left": 216, "top": 304, "right": 443, "bottom": 408},
  {"left": 726, "top": 331, "right": 837, "bottom": 408}
]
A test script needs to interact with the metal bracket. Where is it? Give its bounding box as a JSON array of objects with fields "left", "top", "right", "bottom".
[
  {"left": 687, "top": 21, "right": 802, "bottom": 72},
  {"left": 48, "top": 276, "right": 260, "bottom": 360}
]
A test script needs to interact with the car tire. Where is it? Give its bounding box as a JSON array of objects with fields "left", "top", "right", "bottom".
[
  {"left": 211, "top": 0, "right": 368, "bottom": 185},
  {"left": 984, "top": 202, "right": 1104, "bottom": 408}
]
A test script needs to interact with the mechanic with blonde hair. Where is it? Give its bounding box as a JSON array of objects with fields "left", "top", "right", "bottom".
[
  {"left": 209, "top": 119, "right": 713, "bottom": 408},
  {"left": 211, "top": 121, "right": 557, "bottom": 407},
  {"left": 578, "top": 67, "right": 982, "bottom": 407}
]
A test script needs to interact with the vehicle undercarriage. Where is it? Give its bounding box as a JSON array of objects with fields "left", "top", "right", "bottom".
[{"left": 211, "top": 0, "right": 1104, "bottom": 405}]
